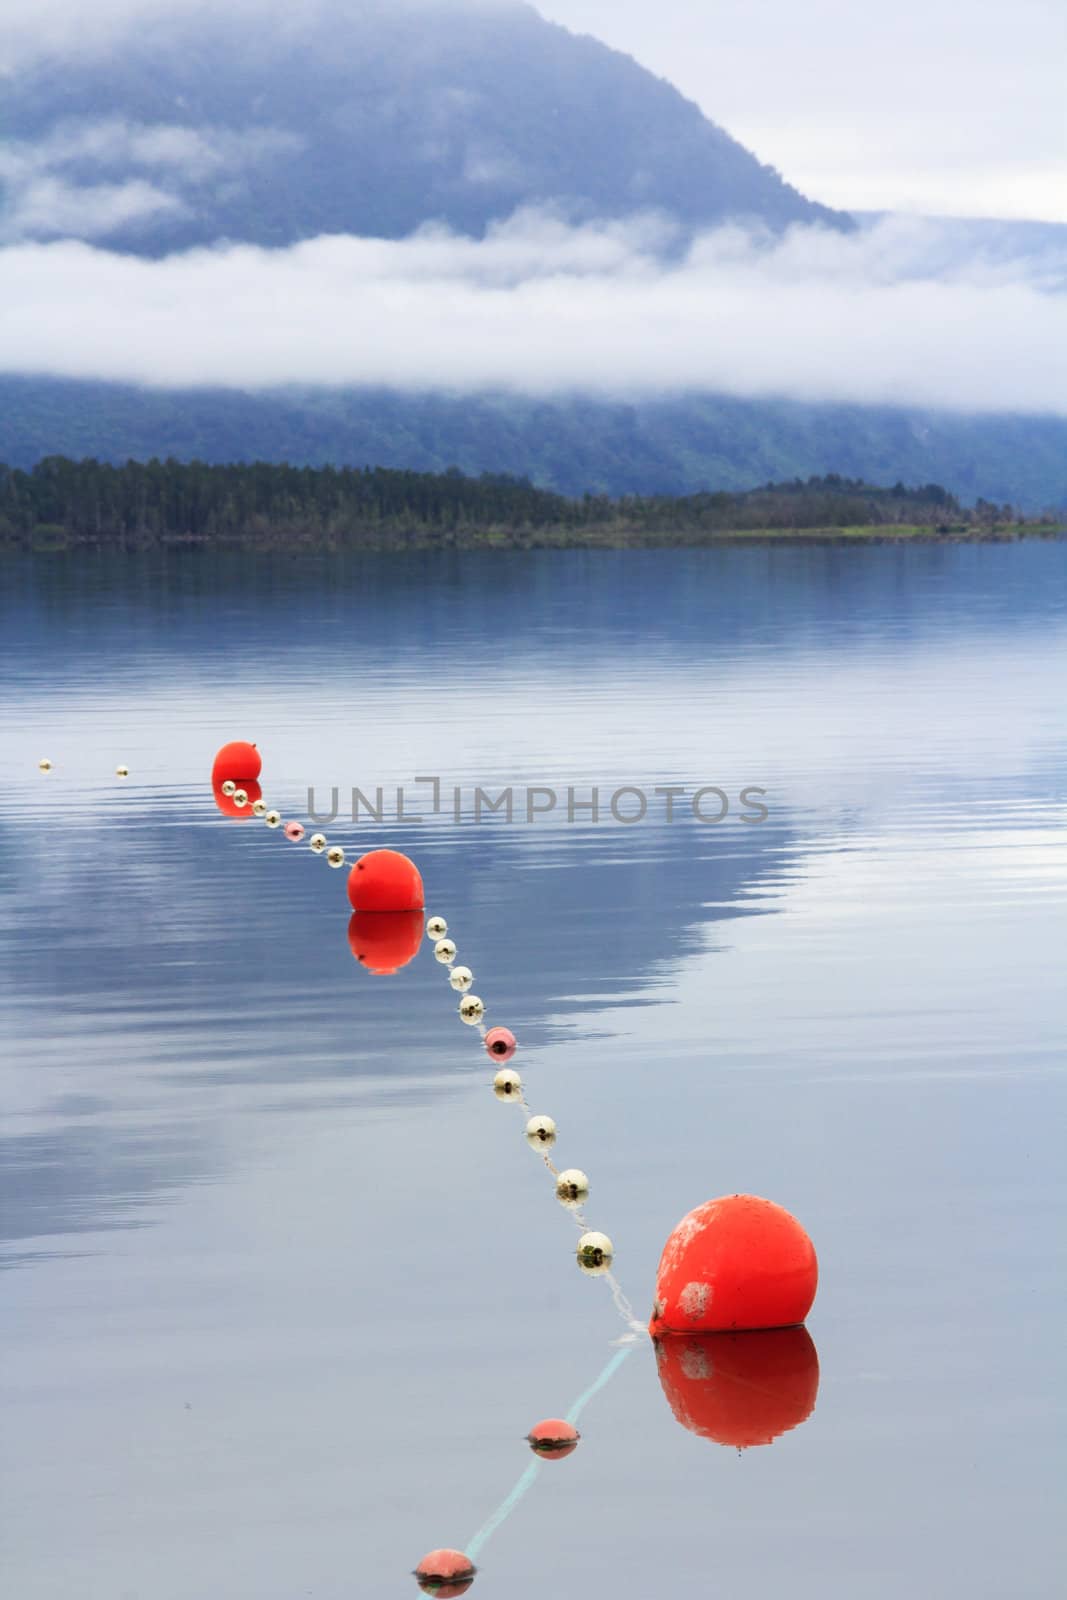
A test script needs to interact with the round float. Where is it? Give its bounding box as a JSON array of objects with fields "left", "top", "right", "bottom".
[
  {"left": 211, "top": 740, "right": 261, "bottom": 785},
  {"left": 414, "top": 1549, "right": 476, "bottom": 1596},
  {"left": 649, "top": 1194, "right": 817, "bottom": 1335},
  {"left": 527, "top": 1418, "right": 580, "bottom": 1459},
  {"left": 484, "top": 1026, "right": 517, "bottom": 1062},
  {"left": 347, "top": 849, "right": 425, "bottom": 912}
]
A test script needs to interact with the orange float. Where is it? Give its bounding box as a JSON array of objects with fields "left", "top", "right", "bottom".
[
  {"left": 654, "top": 1325, "right": 820, "bottom": 1448},
  {"left": 649, "top": 1194, "right": 818, "bottom": 1335},
  {"left": 347, "top": 849, "right": 425, "bottom": 912},
  {"left": 414, "top": 1549, "right": 476, "bottom": 1596},
  {"left": 347, "top": 910, "right": 426, "bottom": 975}
]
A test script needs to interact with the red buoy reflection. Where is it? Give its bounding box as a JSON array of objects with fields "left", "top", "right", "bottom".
[
  {"left": 654, "top": 1325, "right": 819, "bottom": 1449},
  {"left": 212, "top": 778, "right": 262, "bottom": 819},
  {"left": 348, "top": 909, "right": 426, "bottom": 975},
  {"left": 527, "top": 1418, "right": 580, "bottom": 1460}
]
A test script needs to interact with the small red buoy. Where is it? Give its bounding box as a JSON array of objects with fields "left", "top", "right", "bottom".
[
  {"left": 484, "top": 1026, "right": 517, "bottom": 1062},
  {"left": 212, "top": 778, "right": 262, "bottom": 819},
  {"left": 650, "top": 1194, "right": 818, "bottom": 1335},
  {"left": 527, "top": 1418, "right": 580, "bottom": 1459},
  {"left": 414, "top": 1549, "right": 476, "bottom": 1596},
  {"left": 654, "top": 1326, "right": 820, "bottom": 1449},
  {"left": 347, "top": 910, "right": 425, "bottom": 975},
  {"left": 211, "top": 740, "right": 261, "bottom": 784},
  {"left": 347, "top": 849, "right": 425, "bottom": 912}
]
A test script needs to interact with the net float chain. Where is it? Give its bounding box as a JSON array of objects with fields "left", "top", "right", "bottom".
[
  {"left": 649, "top": 1194, "right": 818, "bottom": 1335},
  {"left": 210, "top": 763, "right": 818, "bottom": 1328},
  {"left": 207, "top": 761, "right": 518, "bottom": 1022}
]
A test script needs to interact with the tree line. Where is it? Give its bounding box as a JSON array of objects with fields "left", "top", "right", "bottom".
[{"left": 0, "top": 456, "right": 1026, "bottom": 548}]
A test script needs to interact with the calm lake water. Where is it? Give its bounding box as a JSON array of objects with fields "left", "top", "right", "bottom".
[{"left": 2, "top": 543, "right": 1065, "bottom": 1598}]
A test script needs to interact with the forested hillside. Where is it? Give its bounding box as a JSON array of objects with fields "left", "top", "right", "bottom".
[{"left": 2, "top": 379, "right": 1064, "bottom": 512}]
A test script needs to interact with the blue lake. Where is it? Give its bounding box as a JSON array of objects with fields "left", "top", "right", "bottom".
[{"left": 1, "top": 543, "right": 1065, "bottom": 1597}]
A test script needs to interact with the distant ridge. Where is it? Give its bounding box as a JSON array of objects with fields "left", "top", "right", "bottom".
[{"left": 2, "top": 378, "right": 1064, "bottom": 512}]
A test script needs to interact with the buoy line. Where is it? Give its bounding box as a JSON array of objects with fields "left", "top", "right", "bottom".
[
  {"left": 212, "top": 742, "right": 643, "bottom": 1328},
  {"left": 206, "top": 738, "right": 821, "bottom": 1593},
  {"left": 34, "top": 739, "right": 823, "bottom": 1589}
]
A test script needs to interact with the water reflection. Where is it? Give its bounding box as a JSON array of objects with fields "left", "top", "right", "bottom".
[
  {"left": 347, "top": 909, "right": 426, "bottom": 975},
  {"left": 654, "top": 1326, "right": 820, "bottom": 1448},
  {"left": 415, "top": 1549, "right": 478, "bottom": 1596},
  {"left": 1, "top": 774, "right": 792, "bottom": 1263},
  {"left": 212, "top": 777, "right": 262, "bottom": 817},
  {"left": 2, "top": 544, "right": 1065, "bottom": 1599},
  {"left": 416, "top": 1575, "right": 475, "bottom": 1598}
]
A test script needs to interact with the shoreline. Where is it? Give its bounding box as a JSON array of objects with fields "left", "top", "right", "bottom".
[{"left": 5, "top": 522, "right": 1064, "bottom": 554}]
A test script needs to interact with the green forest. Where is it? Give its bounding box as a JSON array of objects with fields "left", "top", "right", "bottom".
[{"left": 0, "top": 457, "right": 1050, "bottom": 551}]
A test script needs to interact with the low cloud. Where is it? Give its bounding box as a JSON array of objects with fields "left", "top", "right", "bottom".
[
  {"left": 2, "top": 176, "right": 185, "bottom": 242},
  {"left": 0, "top": 119, "right": 302, "bottom": 183},
  {"left": 0, "top": 118, "right": 305, "bottom": 241},
  {"left": 1, "top": 211, "right": 1064, "bottom": 413}
]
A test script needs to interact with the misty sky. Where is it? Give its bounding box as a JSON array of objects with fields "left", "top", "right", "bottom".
[{"left": 540, "top": 0, "right": 1067, "bottom": 223}]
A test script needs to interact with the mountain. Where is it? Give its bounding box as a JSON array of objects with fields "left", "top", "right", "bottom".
[
  {"left": 2, "top": 4, "right": 1060, "bottom": 508},
  {"left": 3, "top": 377, "right": 1064, "bottom": 511},
  {"left": 0, "top": 1, "right": 846, "bottom": 252}
]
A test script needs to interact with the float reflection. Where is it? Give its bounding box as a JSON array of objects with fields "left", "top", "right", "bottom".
[
  {"left": 654, "top": 1325, "right": 819, "bottom": 1449},
  {"left": 347, "top": 909, "right": 426, "bottom": 975},
  {"left": 211, "top": 777, "right": 262, "bottom": 818}
]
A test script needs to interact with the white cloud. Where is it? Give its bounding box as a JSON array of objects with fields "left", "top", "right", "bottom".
[
  {"left": 0, "top": 211, "right": 1064, "bottom": 413},
  {"left": 0, "top": 118, "right": 306, "bottom": 241},
  {"left": 1, "top": 176, "right": 185, "bottom": 241},
  {"left": 0, "top": 119, "right": 302, "bottom": 184}
]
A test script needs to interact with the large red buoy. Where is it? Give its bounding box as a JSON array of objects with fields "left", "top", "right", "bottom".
[
  {"left": 211, "top": 740, "right": 261, "bottom": 785},
  {"left": 650, "top": 1194, "right": 817, "bottom": 1335},
  {"left": 347, "top": 910, "right": 425, "bottom": 975},
  {"left": 414, "top": 1549, "right": 476, "bottom": 1596},
  {"left": 212, "top": 777, "right": 262, "bottom": 819},
  {"left": 347, "top": 849, "right": 425, "bottom": 912},
  {"left": 655, "top": 1326, "right": 820, "bottom": 1448}
]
